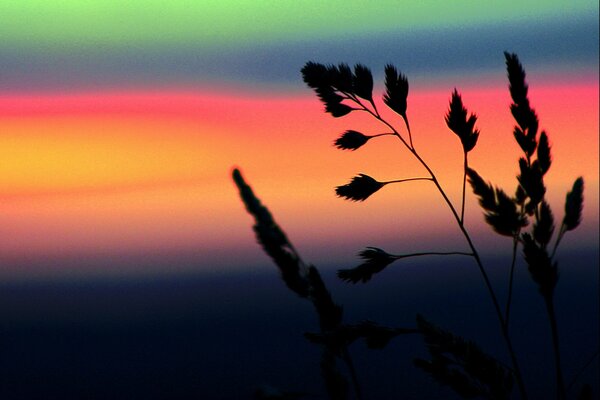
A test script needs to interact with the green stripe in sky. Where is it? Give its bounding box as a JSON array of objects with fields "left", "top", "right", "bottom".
[{"left": 1, "top": 1, "right": 597, "bottom": 48}]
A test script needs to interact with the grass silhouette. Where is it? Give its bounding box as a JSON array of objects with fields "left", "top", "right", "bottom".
[{"left": 234, "top": 53, "right": 593, "bottom": 399}]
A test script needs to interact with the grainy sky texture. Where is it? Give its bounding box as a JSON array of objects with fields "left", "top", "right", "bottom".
[{"left": 0, "top": 1, "right": 597, "bottom": 280}]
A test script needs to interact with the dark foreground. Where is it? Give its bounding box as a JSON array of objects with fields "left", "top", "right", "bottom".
[{"left": 0, "top": 251, "right": 597, "bottom": 399}]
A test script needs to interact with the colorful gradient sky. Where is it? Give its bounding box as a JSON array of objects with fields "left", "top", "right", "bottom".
[{"left": 0, "top": 2, "right": 598, "bottom": 281}]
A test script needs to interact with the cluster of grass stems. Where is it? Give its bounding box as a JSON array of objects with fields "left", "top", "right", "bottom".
[{"left": 234, "top": 53, "right": 593, "bottom": 400}]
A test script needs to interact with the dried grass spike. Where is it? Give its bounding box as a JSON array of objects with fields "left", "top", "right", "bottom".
[
  {"left": 445, "top": 89, "right": 480, "bottom": 153},
  {"left": 233, "top": 168, "right": 310, "bottom": 298},
  {"left": 563, "top": 177, "right": 584, "bottom": 231},
  {"left": 308, "top": 266, "right": 343, "bottom": 331},
  {"left": 522, "top": 233, "right": 558, "bottom": 298},
  {"left": 533, "top": 201, "right": 554, "bottom": 246},
  {"left": 537, "top": 131, "right": 552, "bottom": 175}
]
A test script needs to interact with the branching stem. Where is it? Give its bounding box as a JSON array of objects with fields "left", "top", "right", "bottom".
[{"left": 352, "top": 98, "right": 529, "bottom": 399}]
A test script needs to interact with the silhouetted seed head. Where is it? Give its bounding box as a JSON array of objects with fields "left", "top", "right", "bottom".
[
  {"left": 563, "top": 177, "right": 584, "bottom": 231},
  {"left": 504, "top": 52, "right": 529, "bottom": 108},
  {"left": 334, "top": 130, "right": 370, "bottom": 150},
  {"left": 233, "top": 168, "right": 311, "bottom": 298},
  {"left": 533, "top": 201, "right": 554, "bottom": 246},
  {"left": 445, "top": 89, "right": 480, "bottom": 153},
  {"left": 302, "top": 61, "right": 368, "bottom": 118},
  {"left": 415, "top": 315, "right": 514, "bottom": 399},
  {"left": 335, "top": 174, "right": 384, "bottom": 201},
  {"left": 352, "top": 64, "right": 374, "bottom": 101},
  {"left": 522, "top": 233, "right": 558, "bottom": 298},
  {"left": 517, "top": 159, "right": 546, "bottom": 206},
  {"left": 467, "top": 168, "right": 527, "bottom": 236},
  {"left": 383, "top": 64, "right": 409, "bottom": 118},
  {"left": 537, "top": 131, "right": 552, "bottom": 175},
  {"left": 505, "top": 52, "right": 539, "bottom": 148},
  {"left": 337, "top": 247, "right": 396, "bottom": 283}
]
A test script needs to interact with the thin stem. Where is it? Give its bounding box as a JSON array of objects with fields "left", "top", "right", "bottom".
[
  {"left": 414, "top": 145, "right": 528, "bottom": 399},
  {"left": 545, "top": 296, "right": 567, "bottom": 400},
  {"left": 383, "top": 177, "right": 433, "bottom": 185},
  {"left": 504, "top": 236, "right": 519, "bottom": 329},
  {"left": 392, "top": 251, "right": 473, "bottom": 259},
  {"left": 461, "top": 152, "right": 468, "bottom": 224},
  {"left": 369, "top": 98, "right": 380, "bottom": 118},
  {"left": 356, "top": 106, "right": 412, "bottom": 150},
  {"left": 342, "top": 348, "right": 363, "bottom": 400},
  {"left": 403, "top": 116, "right": 413, "bottom": 149},
  {"left": 362, "top": 109, "right": 529, "bottom": 399},
  {"left": 506, "top": 202, "right": 525, "bottom": 328},
  {"left": 369, "top": 132, "right": 396, "bottom": 139},
  {"left": 551, "top": 225, "right": 566, "bottom": 259}
]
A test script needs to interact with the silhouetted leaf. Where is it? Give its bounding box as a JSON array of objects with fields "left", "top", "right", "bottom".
[
  {"left": 563, "top": 177, "right": 584, "bottom": 231},
  {"left": 335, "top": 174, "right": 385, "bottom": 201},
  {"left": 445, "top": 89, "right": 480, "bottom": 153},
  {"left": 233, "top": 169, "right": 310, "bottom": 298},
  {"left": 334, "top": 130, "right": 370, "bottom": 151},
  {"left": 537, "top": 131, "right": 552, "bottom": 175},
  {"left": 522, "top": 233, "right": 558, "bottom": 298},
  {"left": 352, "top": 64, "right": 373, "bottom": 101},
  {"left": 383, "top": 64, "right": 409, "bottom": 120},
  {"left": 415, "top": 315, "right": 513, "bottom": 399},
  {"left": 533, "top": 201, "right": 554, "bottom": 247},
  {"left": 338, "top": 247, "right": 397, "bottom": 283}
]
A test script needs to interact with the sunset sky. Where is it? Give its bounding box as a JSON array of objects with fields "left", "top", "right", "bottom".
[{"left": 0, "top": 1, "right": 597, "bottom": 281}]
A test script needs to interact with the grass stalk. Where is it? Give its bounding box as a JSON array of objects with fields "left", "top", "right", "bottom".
[
  {"left": 545, "top": 296, "right": 567, "bottom": 400},
  {"left": 461, "top": 152, "right": 468, "bottom": 223},
  {"left": 504, "top": 237, "right": 519, "bottom": 329},
  {"left": 360, "top": 105, "right": 529, "bottom": 399}
]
